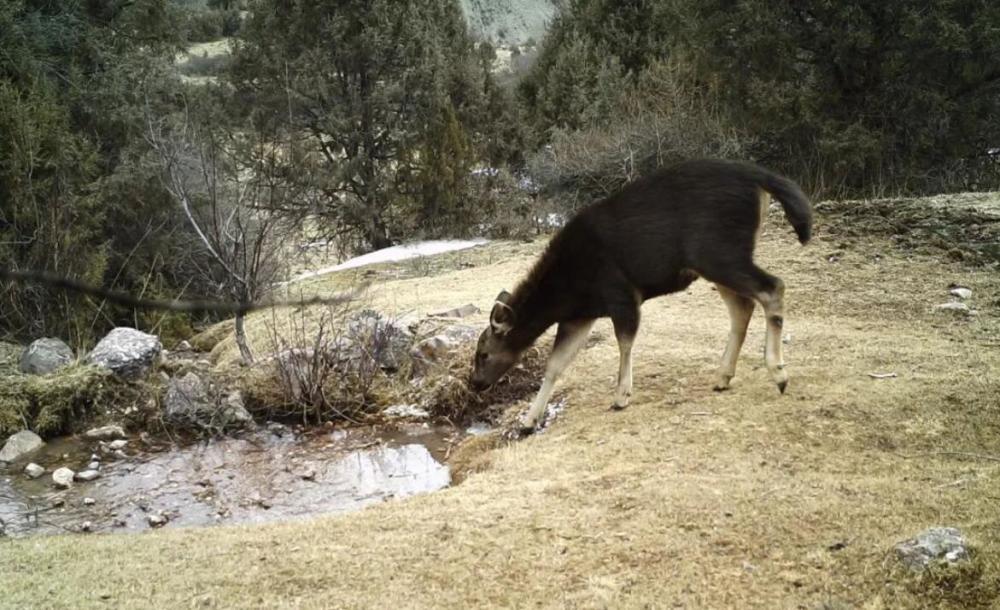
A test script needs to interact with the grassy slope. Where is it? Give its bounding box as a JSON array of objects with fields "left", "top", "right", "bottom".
[{"left": 4, "top": 206, "right": 1000, "bottom": 609}]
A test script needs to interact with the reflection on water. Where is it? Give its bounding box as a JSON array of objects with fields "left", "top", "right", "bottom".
[{"left": 0, "top": 425, "right": 454, "bottom": 537}]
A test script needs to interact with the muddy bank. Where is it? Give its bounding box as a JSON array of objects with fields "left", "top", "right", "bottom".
[{"left": 0, "top": 424, "right": 466, "bottom": 538}]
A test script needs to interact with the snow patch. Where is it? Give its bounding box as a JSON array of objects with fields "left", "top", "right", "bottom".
[{"left": 288, "top": 239, "right": 488, "bottom": 283}]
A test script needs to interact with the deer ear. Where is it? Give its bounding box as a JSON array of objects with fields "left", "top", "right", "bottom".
[{"left": 490, "top": 291, "right": 515, "bottom": 335}]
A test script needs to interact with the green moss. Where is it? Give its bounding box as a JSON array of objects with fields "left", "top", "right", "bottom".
[{"left": 0, "top": 365, "right": 140, "bottom": 438}]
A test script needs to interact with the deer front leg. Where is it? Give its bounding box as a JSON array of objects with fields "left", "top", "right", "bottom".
[
  {"left": 520, "top": 319, "right": 594, "bottom": 431},
  {"left": 612, "top": 333, "right": 634, "bottom": 410}
]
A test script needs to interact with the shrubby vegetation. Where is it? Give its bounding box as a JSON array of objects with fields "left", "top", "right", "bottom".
[
  {"left": 1, "top": 0, "right": 998, "bottom": 346},
  {"left": 521, "top": 0, "right": 1000, "bottom": 198}
]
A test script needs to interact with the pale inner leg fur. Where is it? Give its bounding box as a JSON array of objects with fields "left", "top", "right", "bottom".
[
  {"left": 714, "top": 284, "right": 755, "bottom": 391},
  {"left": 521, "top": 319, "right": 595, "bottom": 429},
  {"left": 613, "top": 333, "right": 634, "bottom": 408},
  {"left": 755, "top": 281, "right": 788, "bottom": 391}
]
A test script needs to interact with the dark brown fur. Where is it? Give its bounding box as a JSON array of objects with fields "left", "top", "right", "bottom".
[
  {"left": 504, "top": 159, "right": 810, "bottom": 352},
  {"left": 470, "top": 159, "right": 813, "bottom": 427}
]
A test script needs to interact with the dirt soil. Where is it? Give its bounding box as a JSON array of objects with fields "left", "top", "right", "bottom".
[{"left": 3, "top": 201, "right": 1000, "bottom": 609}]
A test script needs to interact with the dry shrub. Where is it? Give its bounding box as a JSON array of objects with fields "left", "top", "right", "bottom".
[
  {"left": 418, "top": 344, "right": 546, "bottom": 425},
  {"left": 529, "top": 61, "right": 750, "bottom": 211},
  {"left": 245, "top": 305, "right": 409, "bottom": 425}
]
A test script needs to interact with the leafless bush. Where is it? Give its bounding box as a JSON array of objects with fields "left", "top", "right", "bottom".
[
  {"left": 528, "top": 62, "right": 751, "bottom": 211},
  {"left": 249, "top": 303, "right": 410, "bottom": 424}
]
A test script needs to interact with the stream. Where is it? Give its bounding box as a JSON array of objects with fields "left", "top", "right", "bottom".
[{"left": 0, "top": 423, "right": 464, "bottom": 538}]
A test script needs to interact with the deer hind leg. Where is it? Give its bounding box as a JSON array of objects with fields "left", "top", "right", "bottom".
[
  {"left": 708, "top": 264, "right": 788, "bottom": 394},
  {"left": 520, "top": 319, "right": 595, "bottom": 431},
  {"left": 713, "top": 285, "right": 755, "bottom": 392},
  {"left": 756, "top": 276, "right": 788, "bottom": 393},
  {"left": 611, "top": 306, "right": 640, "bottom": 410}
]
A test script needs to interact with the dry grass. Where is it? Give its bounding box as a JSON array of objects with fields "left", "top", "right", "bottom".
[{"left": 3, "top": 201, "right": 1000, "bottom": 609}]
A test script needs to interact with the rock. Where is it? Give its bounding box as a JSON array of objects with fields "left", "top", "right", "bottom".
[
  {"left": 346, "top": 310, "right": 413, "bottom": 372},
  {"left": 220, "top": 391, "right": 254, "bottom": 426},
  {"left": 52, "top": 467, "right": 75, "bottom": 488},
  {"left": 75, "top": 469, "right": 100, "bottom": 482},
  {"left": 429, "top": 303, "right": 481, "bottom": 319},
  {"left": 0, "top": 430, "right": 44, "bottom": 463},
  {"left": 442, "top": 324, "right": 481, "bottom": 343},
  {"left": 410, "top": 325, "right": 479, "bottom": 365},
  {"left": 24, "top": 463, "right": 45, "bottom": 479},
  {"left": 147, "top": 512, "right": 169, "bottom": 528},
  {"left": 87, "top": 461, "right": 101, "bottom": 471},
  {"left": 19, "top": 337, "right": 74, "bottom": 375},
  {"left": 950, "top": 287, "right": 973, "bottom": 300},
  {"left": 107, "top": 439, "right": 128, "bottom": 451},
  {"left": 87, "top": 327, "right": 162, "bottom": 380},
  {"left": 164, "top": 372, "right": 213, "bottom": 421},
  {"left": 165, "top": 373, "right": 251, "bottom": 429},
  {"left": 176, "top": 340, "right": 193, "bottom": 351},
  {"left": 80, "top": 521, "right": 93, "bottom": 533},
  {"left": 82, "top": 425, "right": 126, "bottom": 441},
  {"left": 895, "top": 527, "right": 970, "bottom": 571},
  {"left": 83, "top": 497, "right": 96, "bottom": 506},
  {"left": 383, "top": 404, "right": 431, "bottom": 420},
  {"left": 935, "top": 302, "right": 971, "bottom": 314}
]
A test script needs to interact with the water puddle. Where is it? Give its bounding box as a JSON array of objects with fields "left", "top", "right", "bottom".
[{"left": 0, "top": 424, "right": 458, "bottom": 538}]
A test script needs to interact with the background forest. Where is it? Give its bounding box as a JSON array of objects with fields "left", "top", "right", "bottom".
[{"left": 2, "top": 0, "right": 998, "bottom": 347}]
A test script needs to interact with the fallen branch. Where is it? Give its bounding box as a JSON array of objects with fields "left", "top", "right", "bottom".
[
  {"left": 0, "top": 267, "right": 366, "bottom": 315},
  {"left": 867, "top": 372, "right": 898, "bottom": 379}
]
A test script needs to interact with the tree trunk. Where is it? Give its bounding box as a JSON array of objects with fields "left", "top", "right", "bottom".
[{"left": 234, "top": 312, "right": 255, "bottom": 365}]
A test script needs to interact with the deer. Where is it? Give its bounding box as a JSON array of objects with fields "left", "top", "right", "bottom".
[{"left": 469, "top": 159, "right": 813, "bottom": 433}]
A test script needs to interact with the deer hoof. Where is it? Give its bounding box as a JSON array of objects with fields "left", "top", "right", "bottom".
[
  {"left": 713, "top": 375, "right": 733, "bottom": 392},
  {"left": 610, "top": 403, "right": 628, "bottom": 411},
  {"left": 777, "top": 380, "right": 788, "bottom": 394}
]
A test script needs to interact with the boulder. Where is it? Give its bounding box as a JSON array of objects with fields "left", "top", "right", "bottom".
[
  {"left": 52, "top": 467, "right": 75, "bottom": 488},
  {"left": 107, "top": 439, "right": 128, "bottom": 451},
  {"left": 87, "top": 327, "right": 162, "bottom": 380},
  {"left": 19, "top": 338, "right": 74, "bottom": 375},
  {"left": 346, "top": 310, "right": 413, "bottom": 372},
  {"left": 82, "top": 425, "right": 126, "bottom": 441},
  {"left": 410, "top": 325, "right": 480, "bottom": 365},
  {"left": 221, "top": 391, "right": 253, "bottom": 426},
  {"left": 895, "top": 527, "right": 970, "bottom": 571},
  {"left": 165, "top": 372, "right": 213, "bottom": 422},
  {"left": 949, "top": 287, "right": 973, "bottom": 300},
  {"left": 165, "top": 373, "right": 251, "bottom": 429},
  {"left": 0, "top": 430, "right": 44, "bottom": 463},
  {"left": 24, "top": 463, "right": 45, "bottom": 479}
]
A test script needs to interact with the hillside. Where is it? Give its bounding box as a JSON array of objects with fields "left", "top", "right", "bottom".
[{"left": 3, "top": 197, "right": 1000, "bottom": 608}]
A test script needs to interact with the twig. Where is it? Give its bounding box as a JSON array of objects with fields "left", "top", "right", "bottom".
[{"left": 867, "top": 372, "right": 898, "bottom": 379}]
